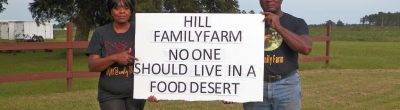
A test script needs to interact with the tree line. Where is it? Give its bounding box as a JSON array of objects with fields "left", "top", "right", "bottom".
[
  {"left": 137, "top": 0, "right": 239, "bottom": 13},
  {"left": 310, "top": 12, "right": 400, "bottom": 27},
  {"left": 0, "top": 0, "right": 7, "bottom": 13},
  {"left": 28, "top": 0, "right": 240, "bottom": 41},
  {"left": 1, "top": 0, "right": 257, "bottom": 41},
  {"left": 361, "top": 12, "right": 400, "bottom": 26}
]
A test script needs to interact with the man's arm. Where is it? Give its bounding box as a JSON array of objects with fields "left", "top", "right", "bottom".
[
  {"left": 264, "top": 12, "right": 312, "bottom": 55},
  {"left": 275, "top": 27, "right": 312, "bottom": 55}
]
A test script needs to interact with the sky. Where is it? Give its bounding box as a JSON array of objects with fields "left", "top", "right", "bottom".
[
  {"left": 238, "top": 0, "right": 400, "bottom": 24},
  {"left": 1, "top": 0, "right": 399, "bottom": 24}
]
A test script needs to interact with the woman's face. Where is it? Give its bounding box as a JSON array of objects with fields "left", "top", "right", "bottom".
[{"left": 111, "top": 1, "right": 132, "bottom": 24}]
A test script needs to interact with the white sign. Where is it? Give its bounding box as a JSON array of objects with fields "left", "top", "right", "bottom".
[{"left": 134, "top": 13, "right": 264, "bottom": 103}]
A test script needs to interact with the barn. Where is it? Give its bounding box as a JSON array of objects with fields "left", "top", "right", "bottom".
[{"left": 0, "top": 21, "right": 53, "bottom": 40}]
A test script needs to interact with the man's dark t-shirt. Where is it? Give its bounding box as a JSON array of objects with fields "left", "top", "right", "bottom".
[
  {"left": 87, "top": 23, "right": 136, "bottom": 102},
  {"left": 264, "top": 13, "right": 309, "bottom": 77}
]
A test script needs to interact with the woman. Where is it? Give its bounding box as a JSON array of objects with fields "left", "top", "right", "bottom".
[{"left": 87, "top": 0, "right": 156, "bottom": 109}]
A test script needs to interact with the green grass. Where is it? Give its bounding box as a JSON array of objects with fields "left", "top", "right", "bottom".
[
  {"left": 1, "top": 27, "right": 400, "bottom": 110},
  {"left": 0, "top": 30, "right": 89, "bottom": 42},
  {"left": 1, "top": 69, "right": 399, "bottom": 110},
  {"left": 0, "top": 30, "right": 68, "bottom": 42},
  {"left": 2, "top": 26, "right": 399, "bottom": 42},
  {"left": 310, "top": 26, "right": 400, "bottom": 42},
  {"left": 0, "top": 49, "right": 88, "bottom": 75},
  {"left": 301, "top": 69, "right": 400, "bottom": 110},
  {"left": 0, "top": 78, "right": 98, "bottom": 96},
  {"left": 300, "top": 41, "right": 400, "bottom": 70},
  {"left": 48, "top": 30, "right": 93, "bottom": 42},
  {"left": 50, "top": 30, "right": 68, "bottom": 42},
  {"left": 2, "top": 41, "right": 399, "bottom": 75}
]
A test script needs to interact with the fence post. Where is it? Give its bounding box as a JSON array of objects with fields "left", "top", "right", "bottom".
[
  {"left": 66, "top": 22, "right": 74, "bottom": 90},
  {"left": 326, "top": 24, "right": 332, "bottom": 65}
]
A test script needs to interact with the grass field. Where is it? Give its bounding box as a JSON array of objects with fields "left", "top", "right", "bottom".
[
  {"left": 1, "top": 69, "right": 399, "bottom": 110},
  {"left": 309, "top": 26, "right": 400, "bottom": 42},
  {"left": 1, "top": 26, "right": 400, "bottom": 110},
  {"left": 300, "top": 41, "right": 400, "bottom": 70},
  {"left": 1, "top": 41, "right": 399, "bottom": 75}
]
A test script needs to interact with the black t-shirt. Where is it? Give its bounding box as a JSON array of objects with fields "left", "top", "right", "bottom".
[
  {"left": 86, "top": 23, "right": 136, "bottom": 102},
  {"left": 264, "top": 13, "right": 309, "bottom": 76}
]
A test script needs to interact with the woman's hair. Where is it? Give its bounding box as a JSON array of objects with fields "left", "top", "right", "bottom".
[{"left": 107, "top": 0, "right": 135, "bottom": 13}]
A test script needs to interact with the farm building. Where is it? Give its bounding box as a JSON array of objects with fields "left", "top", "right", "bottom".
[{"left": 0, "top": 21, "right": 53, "bottom": 40}]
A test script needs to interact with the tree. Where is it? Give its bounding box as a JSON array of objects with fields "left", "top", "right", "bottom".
[
  {"left": 29, "top": 0, "right": 110, "bottom": 41},
  {"left": 200, "top": 0, "right": 239, "bottom": 13},
  {"left": 241, "top": 10, "right": 247, "bottom": 14},
  {"left": 29, "top": 0, "right": 240, "bottom": 41},
  {"left": 249, "top": 10, "right": 255, "bottom": 14},
  {"left": 336, "top": 20, "right": 345, "bottom": 26},
  {"left": 136, "top": 0, "right": 162, "bottom": 13},
  {"left": 326, "top": 20, "right": 335, "bottom": 26},
  {"left": 0, "top": 0, "right": 7, "bottom": 13},
  {"left": 360, "top": 16, "right": 367, "bottom": 25},
  {"left": 361, "top": 12, "right": 400, "bottom": 26},
  {"left": 163, "top": 0, "right": 239, "bottom": 13},
  {"left": 163, "top": 0, "right": 202, "bottom": 13}
]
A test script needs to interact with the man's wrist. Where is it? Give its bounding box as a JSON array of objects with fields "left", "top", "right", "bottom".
[{"left": 274, "top": 25, "right": 284, "bottom": 32}]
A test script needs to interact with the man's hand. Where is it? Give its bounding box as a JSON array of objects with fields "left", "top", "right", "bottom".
[
  {"left": 263, "top": 12, "right": 282, "bottom": 30},
  {"left": 112, "top": 48, "right": 137, "bottom": 65}
]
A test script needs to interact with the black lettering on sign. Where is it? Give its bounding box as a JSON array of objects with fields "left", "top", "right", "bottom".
[
  {"left": 184, "top": 16, "right": 211, "bottom": 28},
  {"left": 169, "top": 49, "right": 221, "bottom": 61}
]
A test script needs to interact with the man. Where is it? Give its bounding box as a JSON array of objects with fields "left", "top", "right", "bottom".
[{"left": 243, "top": 0, "right": 312, "bottom": 110}]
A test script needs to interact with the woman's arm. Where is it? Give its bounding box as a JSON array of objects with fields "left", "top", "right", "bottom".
[{"left": 88, "top": 48, "right": 135, "bottom": 72}]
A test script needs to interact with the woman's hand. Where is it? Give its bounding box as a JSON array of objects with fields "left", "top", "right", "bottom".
[
  {"left": 147, "top": 95, "right": 159, "bottom": 103},
  {"left": 112, "top": 48, "right": 137, "bottom": 65},
  {"left": 223, "top": 101, "right": 234, "bottom": 104}
]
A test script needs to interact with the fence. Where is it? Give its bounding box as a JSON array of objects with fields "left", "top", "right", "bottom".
[
  {"left": 300, "top": 24, "right": 332, "bottom": 64},
  {"left": 0, "top": 23, "right": 331, "bottom": 89}
]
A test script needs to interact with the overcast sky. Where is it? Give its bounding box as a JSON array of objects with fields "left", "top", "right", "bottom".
[
  {"left": 1, "top": 0, "right": 399, "bottom": 24},
  {"left": 238, "top": 0, "right": 400, "bottom": 24}
]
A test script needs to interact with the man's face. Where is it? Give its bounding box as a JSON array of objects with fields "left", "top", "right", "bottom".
[
  {"left": 111, "top": 1, "right": 132, "bottom": 24},
  {"left": 260, "top": 0, "right": 283, "bottom": 12}
]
